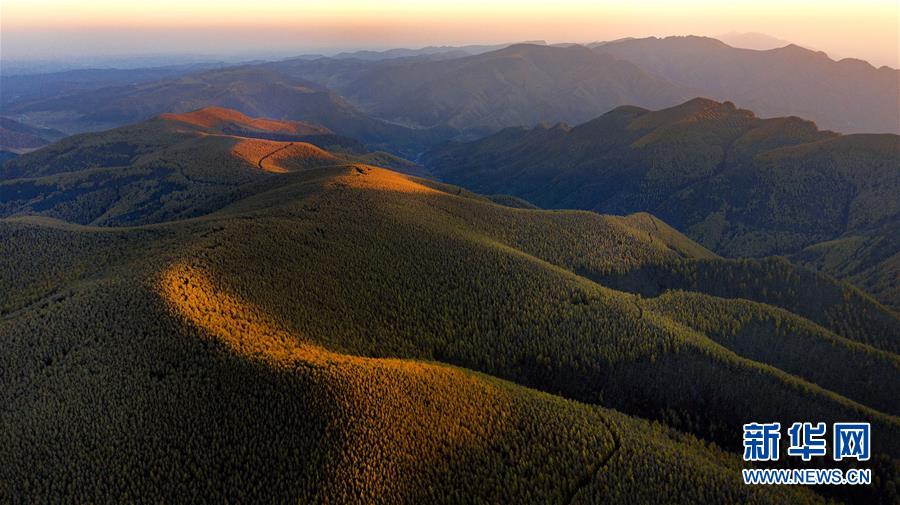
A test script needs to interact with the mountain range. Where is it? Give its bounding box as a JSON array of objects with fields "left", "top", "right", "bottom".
[
  {"left": 2, "top": 108, "right": 898, "bottom": 502},
  {"left": 270, "top": 38, "right": 899, "bottom": 136},
  {"left": 2, "top": 36, "right": 896, "bottom": 159},
  {"left": 592, "top": 36, "right": 899, "bottom": 134},
  {"left": 1, "top": 66, "right": 446, "bottom": 156},
  {"left": 424, "top": 98, "right": 900, "bottom": 308},
  {"left": 0, "top": 62, "right": 228, "bottom": 107},
  {"left": 288, "top": 43, "right": 690, "bottom": 132}
]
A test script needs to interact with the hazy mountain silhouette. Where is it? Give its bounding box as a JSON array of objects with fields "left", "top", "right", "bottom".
[
  {"left": 1, "top": 66, "right": 447, "bottom": 156},
  {"left": 283, "top": 43, "right": 690, "bottom": 132},
  {"left": 593, "top": 36, "right": 899, "bottom": 133},
  {"left": 4, "top": 36, "right": 896, "bottom": 155},
  {"left": 275, "top": 38, "right": 899, "bottom": 135},
  {"left": 0, "top": 63, "right": 228, "bottom": 107},
  {"left": 333, "top": 41, "right": 547, "bottom": 61}
]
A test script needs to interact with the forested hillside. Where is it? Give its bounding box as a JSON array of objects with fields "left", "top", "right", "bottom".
[
  {"left": 2, "top": 156, "right": 897, "bottom": 503},
  {"left": 0, "top": 107, "right": 420, "bottom": 225},
  {"left": 792, "top": 221, "right": 900, "bottom": 308},
  {"left": 425, "top": 98, "right": 900, "bottom": 307}
]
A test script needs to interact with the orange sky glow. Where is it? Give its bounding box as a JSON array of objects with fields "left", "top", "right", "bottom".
[{"left": 2, "top": 1, "right": 898, "bottom": 67}]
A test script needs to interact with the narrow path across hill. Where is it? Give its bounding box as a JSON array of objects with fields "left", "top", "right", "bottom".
[
  {"left": 257, "top": 142, "right": 294, "bottom": 171},
  {"left": 564, "top": 412, "right": 622, "bottom": 504}
]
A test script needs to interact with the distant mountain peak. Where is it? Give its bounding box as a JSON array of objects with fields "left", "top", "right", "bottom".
[
  {"left": 496, "top": 42, "right": 589, "bottom": 55},
  {"left": 660, "top": 35, "right": 732, "bottom": 47},
  {"left": 628, "top": 97, "right": 753, "bottom": 128},
  {"left": 767, "top": 43, "right": 831, "bottom": 61},
  {"left": 592, "top": 37, "right": 899, "bottom": 133},
  {"left": 715, "top": 32, "right": 792, "bottom": 51}
]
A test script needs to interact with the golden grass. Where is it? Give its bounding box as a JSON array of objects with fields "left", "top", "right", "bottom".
[
  {"left": 230, "top": 139, "right": 337, "bottom": 173},
  {"left": 161, "top": 107, "right": 330, "bottom": 135},
  {"left": 159, "top": 261, "right": 510, "bottom": 501},
  {"left": 335, "top": 165, "right": 440, "bottom": 194},
  {"left": 263, "top": 142, "right": 338, "bottom": 172}
]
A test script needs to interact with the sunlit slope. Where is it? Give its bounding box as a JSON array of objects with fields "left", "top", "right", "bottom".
[
  {"left": 160, "top": 106, "right": 333, "bottom": 136},
  {"left": 2, "top": 165, "right": 897, "bottom": 502},
  {"left": 0, "top": 107, "right": 344, "bottom": 179},
  {"left": 189, "top": 166, "right": 900, "bottom": 437},
  {"left": 0, "top": 135, "right": 338, "bottom": 225},
  {"left": 0, "top": 223, "right": 815, "bottom": 504},
  {"left": 0, "top": 108, "right": 426, "bottom": 225}
]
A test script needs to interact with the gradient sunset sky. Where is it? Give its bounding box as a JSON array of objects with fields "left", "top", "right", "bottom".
[{"left": 2, "top": 0, "right": 898, "bottom": 67}]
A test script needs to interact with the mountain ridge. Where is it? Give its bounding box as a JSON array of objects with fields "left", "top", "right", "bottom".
[
  {"left": 594, "top": 36, "right": 899, "bottom": 133},
  {"left": 424, "top": 98, "right": 900, "bottom": 306},
  {"left": 0, "top": 107, "right": 428, "bottom": 225}
]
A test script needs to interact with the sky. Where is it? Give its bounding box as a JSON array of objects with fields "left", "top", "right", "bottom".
[{"left": 2, "top": 0, "right": 898, "bottom": 68}]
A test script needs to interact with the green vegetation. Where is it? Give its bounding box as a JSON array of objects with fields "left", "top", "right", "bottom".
[
  {"left": 424, "top": 98, "right": 900, "bottom": 307},
  {"left": 0, "top": 261, "right": 821, "bottom": 503},
  {"left": 2, "top": 158, "right": 898, "bottom": 502},
  {"left": 593, "top": 256, "right": 899, "bottom": 353},
  {"left": 0, "top": 108, "right": 426, "bottom": 226},
  {"left": 792, "top": 221, "right": 900, "bottom": 310}
]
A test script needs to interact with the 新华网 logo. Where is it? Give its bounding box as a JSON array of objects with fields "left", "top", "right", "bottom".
[{"left": 741, "top": 421, "right": 872, "bottom": 486}]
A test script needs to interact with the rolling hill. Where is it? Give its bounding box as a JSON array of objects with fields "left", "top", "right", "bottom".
[
  {"left": 0, "top": 65, "right": 446, "bottom": 156},
  {"left": 592, "top": 36, "right": 899, "bottom": 134},
  {"left": 2, "top": 114, "right": 899, "bottom": 502},
  {"left": 0, "top": 205, "right": 827, "bottom": 504},
  {"left": 0, "top": 107, "right": 422, "bottom": 225},
  {"left": 424, "top": 98, "right": 900, "bottom": 307},
  {"left": 792, "top": 221, "right": 900, "bottom": 309}
]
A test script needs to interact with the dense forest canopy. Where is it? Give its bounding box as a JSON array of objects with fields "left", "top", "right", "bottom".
[{"left": 2, "top": 121, "right": 898, "bottom": 501}]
